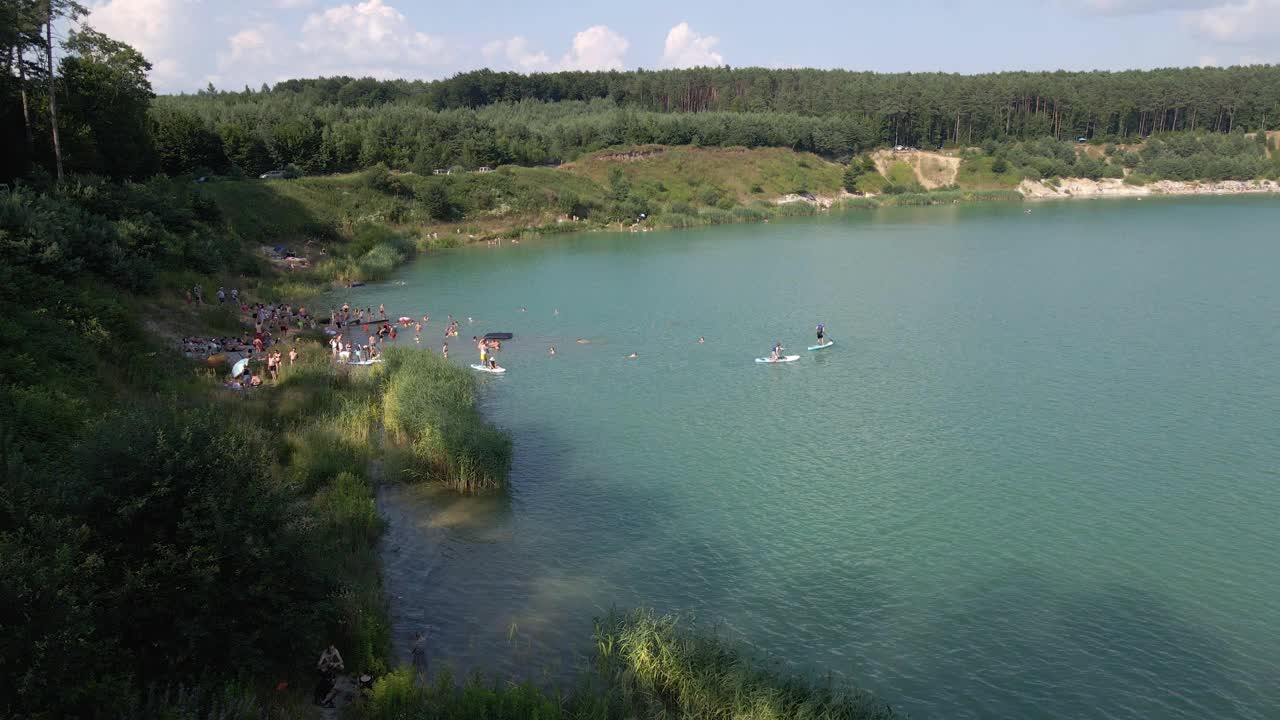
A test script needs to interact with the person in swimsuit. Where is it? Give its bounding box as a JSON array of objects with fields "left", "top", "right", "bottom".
[{"left": 815, "top": 324, "right": 825, "bottom": 346}]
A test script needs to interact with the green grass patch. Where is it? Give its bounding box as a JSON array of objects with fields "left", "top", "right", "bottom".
[
  {"left": 885, "top": 161, "right": 917, "bottom": 186},
  {"left": 381, "top": 348, "right": 512, "bottom": 493},
  {"left": 954, "top": 155, "right": 1022, "bottom": 189}
]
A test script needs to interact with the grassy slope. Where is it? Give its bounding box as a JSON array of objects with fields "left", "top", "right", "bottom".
[
  {"left": 564, "top": 145, "right": 845, "bottom": 201},
  {"left": 203, "top": 145, "right": 848, "bottom": 245},
  {"left": 954, "top": 155, "right": 1023, "bottom": 189}
]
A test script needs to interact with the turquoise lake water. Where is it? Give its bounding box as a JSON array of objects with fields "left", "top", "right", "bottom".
[{"left": 345, "top": 197, "right": 1280, "bottom": 719}]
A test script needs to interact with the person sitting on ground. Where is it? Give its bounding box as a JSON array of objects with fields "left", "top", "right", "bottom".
[{"left": 315, "top": 643, "right": 345, "bottom": 707}]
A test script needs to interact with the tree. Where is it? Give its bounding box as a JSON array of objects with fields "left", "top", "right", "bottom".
[
  {"left": 44, "top": 0, "right": 87, "bottom": 182},
  {"left": 418, "top": 180, "right": 454, "bottom": 220},
  {"left": 59, "top": 28, "right": 157, "bottom": 178},
  {"left": 151, "top": 106, "right": 225, "bottom": 175},
  {"left": 218, "top": 121, "right": 271, "bottom": 175}
]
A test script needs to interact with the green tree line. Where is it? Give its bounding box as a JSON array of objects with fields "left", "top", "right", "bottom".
[{"left": 157, "top": 64, "right": 1280, "bottom": 166}]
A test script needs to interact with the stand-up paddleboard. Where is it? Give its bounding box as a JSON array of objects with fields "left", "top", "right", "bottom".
[
  {"left": 755, "top": 355, "right": 800, "bottom": 364},
  {"left": 484, "top": 332, "right": 513, "bottom": 340},
  {"left": 808, "top": 340, "right": 835, "bottom": 351},
  {"left": 470, "top": 364, "right": 507, "bottom": 374},
  {"left": 347, "top": 357, "right": 383, "bottom": 366}
]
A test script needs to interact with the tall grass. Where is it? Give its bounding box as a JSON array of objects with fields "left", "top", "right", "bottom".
[
  {"left": 352, "top": 610, "right": 896, "bottom": 720},
  {"left": 595, "top": 610, "right": 895, "bottom": 720},
  {"left": 119, "top": 682, "right": 311, "bottom": 720},
  {"left": 381, "top": 348, "right": 512, "bottom": 493}
]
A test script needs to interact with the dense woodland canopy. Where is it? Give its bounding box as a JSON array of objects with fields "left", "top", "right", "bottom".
[{"left": 140, "top": 66, "right": 1280, "bottom": 176}]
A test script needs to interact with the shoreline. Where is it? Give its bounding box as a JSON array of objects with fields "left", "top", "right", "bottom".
[
  {"left": 412, "top": 178, "right": 1277, "bottom": 256},
  {"left": 1018, "top": 177, "right": 1280, "bottom": 200}
]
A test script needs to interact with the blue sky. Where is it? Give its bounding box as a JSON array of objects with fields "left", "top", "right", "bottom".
[{"left": 82, "top": 0, "right": 1280, "bottom": 93}]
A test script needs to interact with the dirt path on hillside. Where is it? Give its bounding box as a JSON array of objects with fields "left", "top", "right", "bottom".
[{"left": 870, "top": 149, "right": 960, "bottom": 189}]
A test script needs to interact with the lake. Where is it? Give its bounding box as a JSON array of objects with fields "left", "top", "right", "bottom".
[{"left": 339, "top": 197, "right": 1280, "bottom": 719}]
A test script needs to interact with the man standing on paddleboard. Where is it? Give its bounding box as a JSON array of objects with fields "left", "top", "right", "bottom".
[{"left": 816, "top": 323, "right": 825, "bottom": 346}]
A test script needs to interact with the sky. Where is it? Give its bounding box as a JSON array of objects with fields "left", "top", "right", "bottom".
[{"left": 80, "top": 0, "right": 1280, "bottom": 94}]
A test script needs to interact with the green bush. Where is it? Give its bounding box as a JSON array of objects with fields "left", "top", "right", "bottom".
[
  {"left": 2, "top": 406, "right": 334, "bottom": 716},
  {"left": 381, "top": 349, "right": 512, "bottom": 493}
]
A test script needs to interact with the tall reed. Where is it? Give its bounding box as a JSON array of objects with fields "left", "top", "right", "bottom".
[{"left": 380, "top": 348, "right": 512, "bottom": 492}]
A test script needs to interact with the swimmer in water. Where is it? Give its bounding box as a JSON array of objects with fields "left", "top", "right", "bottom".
[
  {"left": 442, "top": 343, "right": 448, "bottom": 359},
  {"left": 698, "top": 336, "right": 705, "bottom": 344},
  {"left": 626, "top": 352, "right": 638, "bottom": 359},
  {"left": 548, "top": 346, "right": 556, "bottom": 356},
  {"left": 576, "top": 338, "right": 590, "bottom": 344},
  {"left": 554, "top": 309, "right": 559, "bottom": 316},
  {"left": 519, "top": 307, "right": 527, "bottom": 313}
]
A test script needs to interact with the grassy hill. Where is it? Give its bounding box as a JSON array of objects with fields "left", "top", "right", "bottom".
[{"left": 205, "top": 145, "right": 848, "bottom": 242}]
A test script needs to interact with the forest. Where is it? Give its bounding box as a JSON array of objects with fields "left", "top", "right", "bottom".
[{"left": 142, "top": 64, "right": 1280, "bottom": 178}]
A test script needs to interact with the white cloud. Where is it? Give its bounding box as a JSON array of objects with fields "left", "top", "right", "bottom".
[
  {"left": 482, "top": 36, "right": 552, "bottom": 72},
  {"left": 661, "top": 22, "right": 724, "bottom": 67},
  {"left": 483, "top": 27, "right": 630, "bottom": 72},
  {"left": 87, "top": 0, "right": 191, "bottom": 87},
  {"left": 558, "top": 25, "right": 628, "bottom": 70},
  {"left": 1184, "top": 0, "right": 1280, "bottom": 43},
  {"left": 213, "top": 0, "right": 456, "bottom": 88},
  {"left": 299, "top": 0, "right": 451, "bottom": 66}
]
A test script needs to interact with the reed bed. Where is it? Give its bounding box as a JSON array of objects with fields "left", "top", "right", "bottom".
[
  {"left": 380, "top": 348, "right": 512, "bottom": 493},
  {"left": 595, "top": 609, "right": 896, "bottom": 720},
  {"left": 353, "top": 610, "right": 897, "bottom": 720}
]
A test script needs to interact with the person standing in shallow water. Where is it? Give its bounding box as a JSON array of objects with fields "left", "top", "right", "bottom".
[{"left": 411, "top": 632, "right": 428, "bottom": 682}]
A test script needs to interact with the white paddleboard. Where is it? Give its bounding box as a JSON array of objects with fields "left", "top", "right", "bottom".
[
  {"left": 808, "top": 341, "right": 835, "bottom": 351},
  {"left": 470, "top": 364, "right": 507, "bottom": 374},
  {"left": 347, "top": 357, "right": 383, "bottom": 366},
  {"left": 755, "top": 355, "right": 800, "bottom": 364}
]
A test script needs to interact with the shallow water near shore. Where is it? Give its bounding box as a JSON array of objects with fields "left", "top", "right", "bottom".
[{"left": 348, "top": 197, "right": 1280, "bottom": 719}]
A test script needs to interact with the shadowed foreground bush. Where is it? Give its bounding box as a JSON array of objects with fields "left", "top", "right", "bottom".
[{"left": 381, "top": 348, "right": 512, "bottom": 492}]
